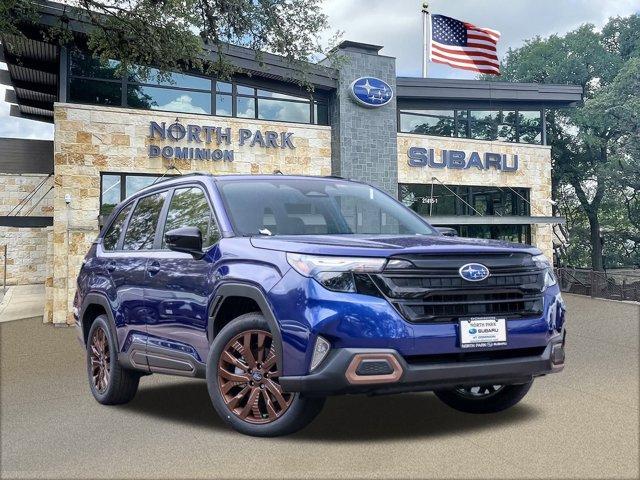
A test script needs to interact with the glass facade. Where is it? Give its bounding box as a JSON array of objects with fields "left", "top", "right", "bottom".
[
  {"left": 100, "top": 173, "right": 168, "bottom": 216},
  {"left": 399, "top": 183, "right": 532, "bottom": 243},
  {"left": 399, "top": 108, "right": 542, "bottom": 144},
  {"left": 68, "top": 49, "right": 328, "bottom": 125}
]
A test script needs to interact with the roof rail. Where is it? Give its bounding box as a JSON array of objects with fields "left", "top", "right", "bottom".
[{"left": 152, "top": 171, "right": 212, "bottom": 185}]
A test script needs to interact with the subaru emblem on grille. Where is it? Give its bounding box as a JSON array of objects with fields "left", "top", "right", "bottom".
[{"left": 459, "top": 263, "right": 490, "bottom": 282}]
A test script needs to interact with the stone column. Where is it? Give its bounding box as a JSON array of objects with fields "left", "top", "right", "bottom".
[{"left": 322, "top": 41, "right": 398, "bottom": 197}]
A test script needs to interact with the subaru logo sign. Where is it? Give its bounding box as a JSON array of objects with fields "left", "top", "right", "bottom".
[
  {"left": 459, "top": 263, "right": 490, "bottom": 282},
  {"left": 349, "top": 77, "right": 393, "bottom": 107}
]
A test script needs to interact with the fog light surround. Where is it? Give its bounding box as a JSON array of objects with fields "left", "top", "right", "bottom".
[
  {"left": 310, "top": 336, "right": 331, "bottom": 372},
  {"left": 551, "top": 343, "right": 565, "bottom": 365}
]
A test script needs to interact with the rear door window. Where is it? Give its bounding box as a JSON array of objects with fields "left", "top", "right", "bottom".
[
  {"left": 123, "top": 191, "right": 167, "bottom": 250},
  {"left": 162, "top": 187, "right": 220, "bottom": 248},
  {"left": 102, "top": 203, "right": 132, "bottom": 250}
]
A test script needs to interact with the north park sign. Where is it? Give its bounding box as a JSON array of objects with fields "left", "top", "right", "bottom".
[
  {"left": 148, "top": 120, "right": 295, "bottom": 162},
  {"left": 407, "top": 147, "right": 519, "bottom": 172}
]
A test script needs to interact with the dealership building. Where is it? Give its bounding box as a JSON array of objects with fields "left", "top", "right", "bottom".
[{"left": 0, "top": 1, "right": 582, "bottom": 325}]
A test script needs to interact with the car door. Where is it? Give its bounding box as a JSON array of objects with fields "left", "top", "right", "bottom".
[
  {"left": 115, "top": 190, "right": 169, "bottom": 366},
  {"left": 143, "top": 184, "right": 220, "bottom": 374},
  {"left": 96, "top": 201, "right": 138, "bottom": 351}
]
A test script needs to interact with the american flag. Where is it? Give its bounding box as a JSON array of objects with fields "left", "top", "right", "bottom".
[{"left": 429, "top": 14, "right": 501, "bottom": 75}]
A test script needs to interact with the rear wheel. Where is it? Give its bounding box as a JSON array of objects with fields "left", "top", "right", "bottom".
[
  {"left": 207, "top": 312, "right": 324, "bottom": 436},
  {"left": 434, "top": 380, "right": 533, "bottom": 414},
  {"left": 86, "top": 315, "right": 140, "bottom": 405}
]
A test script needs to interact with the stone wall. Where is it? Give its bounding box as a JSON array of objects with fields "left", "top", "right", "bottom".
[
  {"left": 397, "top": 134, "right": 554, "bottom": 260},
  {"left": 0, "top": 173, "right": 53, "bottom": 286},
  {"left": 324, "top": 48, "right": 398, "bottom": 196},
  {"left": 51, "top": 103, "right": 332, "bottom": 324}
]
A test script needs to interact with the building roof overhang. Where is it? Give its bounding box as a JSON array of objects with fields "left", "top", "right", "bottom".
[
  {"left": 397, "top": 77, "right": 583, "bottom": 109},
  {"left": 426, "top": 215, "right": 566, "bottom": 226}
]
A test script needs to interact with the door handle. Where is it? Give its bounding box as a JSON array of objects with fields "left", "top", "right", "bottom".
[
  {"left": 147, "top": 261, "right": 161, "bottom": 276},
  {"left": 106, "top": 261, "right": 116, "bottom": 272}
]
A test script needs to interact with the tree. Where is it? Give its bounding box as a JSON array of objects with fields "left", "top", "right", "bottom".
[
  {"left": 487, "top": 16, "right": 640, "bottom": 270},
  {"left": 1, "top": 0, "right": 333, "bottom": 86}
]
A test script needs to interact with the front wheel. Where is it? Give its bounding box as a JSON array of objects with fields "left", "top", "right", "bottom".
[
  {"left": 206, "top": 312, "right": 325, "bottom": 437},
  {"left": 434, "top": 381, "right": 533, "bottom": 414}
]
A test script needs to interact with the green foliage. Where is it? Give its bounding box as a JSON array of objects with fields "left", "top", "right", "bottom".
[
  {"left": 484, "top": 15, "right": 640, "bottom": 269},
  {"left": 2, "top": 0, "right": 334, "bottom": 88}
]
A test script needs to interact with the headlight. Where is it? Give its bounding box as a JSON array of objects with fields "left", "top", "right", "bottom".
[
  {"left": 287, "top": 253, "right": 386, "bottom": 292},
  {"left": 532, "top": 254, "right": 557, "bottom": 289}
]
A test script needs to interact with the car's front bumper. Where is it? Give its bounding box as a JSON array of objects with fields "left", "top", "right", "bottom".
[{"left": 280, "top": 332, "right": 565, "bottom": 396}]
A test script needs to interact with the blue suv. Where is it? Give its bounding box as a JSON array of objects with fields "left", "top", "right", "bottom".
[{"left": 74, "top": 174, "right": 566, "bottom": 436}]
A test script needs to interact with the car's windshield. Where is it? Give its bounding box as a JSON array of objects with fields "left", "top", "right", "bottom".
[{"left": 217, "top": 178, "right": 436, "bottom": 236}]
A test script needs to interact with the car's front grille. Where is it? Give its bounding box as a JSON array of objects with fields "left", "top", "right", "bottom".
[{"left": 370, "top": 254, "right": 545, "bottom": 323}]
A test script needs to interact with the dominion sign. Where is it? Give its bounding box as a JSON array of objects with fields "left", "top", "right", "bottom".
[{"left": 148, "top": 120, "right": 295, "bottom": 161}]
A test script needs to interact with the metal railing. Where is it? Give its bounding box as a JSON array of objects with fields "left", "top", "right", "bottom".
[{"left": 555, "top": 267, "right": 640, "bottom": 302}]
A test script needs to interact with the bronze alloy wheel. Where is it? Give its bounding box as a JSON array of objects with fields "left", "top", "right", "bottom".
[
  {"left": 90, "top": 326, "right": 111, "bottom": 393},
  {"left": 217, "top": 329, "right": 293, "bottom": 424}
]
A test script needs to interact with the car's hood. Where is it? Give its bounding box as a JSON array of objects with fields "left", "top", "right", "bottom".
[{"left": 250, "top": 234, "right": 540, "bottom": 257}]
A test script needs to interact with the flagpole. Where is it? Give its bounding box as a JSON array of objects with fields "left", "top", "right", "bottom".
[{"left": 422, "top": 2, "right": 430, "bottom": 77}]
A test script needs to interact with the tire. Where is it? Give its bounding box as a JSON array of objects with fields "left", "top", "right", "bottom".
[
  {"left": 206, "top": 312, "right": 325, "bottom": 437},
  {"left": 86, "top": 314, "right": 140, "bottom": 405},
  {"left": 434, "top": 380, "right": 533, "bottom": 414}
]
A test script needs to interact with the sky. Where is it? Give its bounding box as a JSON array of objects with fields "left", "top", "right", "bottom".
[{"left": 1, "top": 0, "right": 639, "bottom": 141}]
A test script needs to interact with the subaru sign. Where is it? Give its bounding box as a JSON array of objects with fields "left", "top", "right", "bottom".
[
  {"left": 459, "top": 263, "right": 490, "bottom": 282},
  {"left": 349, "top": 77, "right": 393, "bottom": 107}
]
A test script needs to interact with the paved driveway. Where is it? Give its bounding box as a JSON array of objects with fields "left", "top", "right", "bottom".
[{"left": 1, "top": 294, "right": 638, "bottom": 479}]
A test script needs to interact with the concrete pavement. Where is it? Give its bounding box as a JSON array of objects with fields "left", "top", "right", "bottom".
[
  {"left": 1, "top": 294, "right": 638, "bottom": 479},
  {"left": 0, "top": 284, "right": 45, "bottom": 323}
]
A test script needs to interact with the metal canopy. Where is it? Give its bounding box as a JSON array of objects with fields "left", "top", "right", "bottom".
[
  {"left": 1, "top": 34, "right": 59, "bottom": 123},
  {"left": 426, "top": 215, "right": 566, "bottom": 226},
  {"left": 396, "top": 77, "right": 583, "bottom": 109}
]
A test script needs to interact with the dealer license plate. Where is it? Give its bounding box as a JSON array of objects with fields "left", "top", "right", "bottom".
[{"left": 459, "top": 317, "right": 507, "bottom": 349}]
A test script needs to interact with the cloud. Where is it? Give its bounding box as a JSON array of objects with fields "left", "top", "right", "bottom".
[
  {"left": 155, "top": 94, "right": 209, "bottom": 114},
  {"left": 321, "top": 0, "right": 640, "bottom": 78}
]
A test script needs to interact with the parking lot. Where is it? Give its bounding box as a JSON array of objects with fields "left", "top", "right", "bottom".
[{"left": 1, "top": 294, "right": 638, "bottom": 479}]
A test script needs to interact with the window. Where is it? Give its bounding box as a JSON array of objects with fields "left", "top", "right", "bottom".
[
  {"left": 469, "top": 110, "right": 497, "bottom": 140},
  {"left": 400, "top": 110, "right": 455, "bottom": 137},
  {"left": 101, "top": 174, "right": 122, "bottom": 216},
  {"left": 518, "top": 111, "right": 542, "bottom": 144},
  {"left": 102, "top": 203, "right": 132, "bottom": 251},
  {"left": 162, "top": 187, "right": 220, "bottom": 248},
  {"left": 127, "top": 86, "right": 211, "bottom": 114},
  {"left": 69, "top": 78, "right": 122, "bottom": 107},
  {"left": 447, "top": 225, "right": 531, "bottom": 244},
  {"left": 218, "top": 178, "right": 436, "bottom": 236},
  {"left": 123, "top": 192, "right": 167, "bottom": 250},
  {"left": 399, "top": 183, "right": 530, "bottom": 217},
  {"left": 100, "top": 173, "right": 164, "bottom": 216},
  {"left": 67, "top": 48, "right": 329, "bottom": 125},
  {"left": 399, "top": 108, "right": 542, "bottom": 144},
  {"left": 128, "top": 67, "right": 211, "bottom": 90}
]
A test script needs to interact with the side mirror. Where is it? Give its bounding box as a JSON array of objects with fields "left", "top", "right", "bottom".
[
  {"left": 165, "top": 226, "right": 204, "bottom": 259},
  {"left": 435, "top": 226, "right": 458, "bottom": 237}
]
